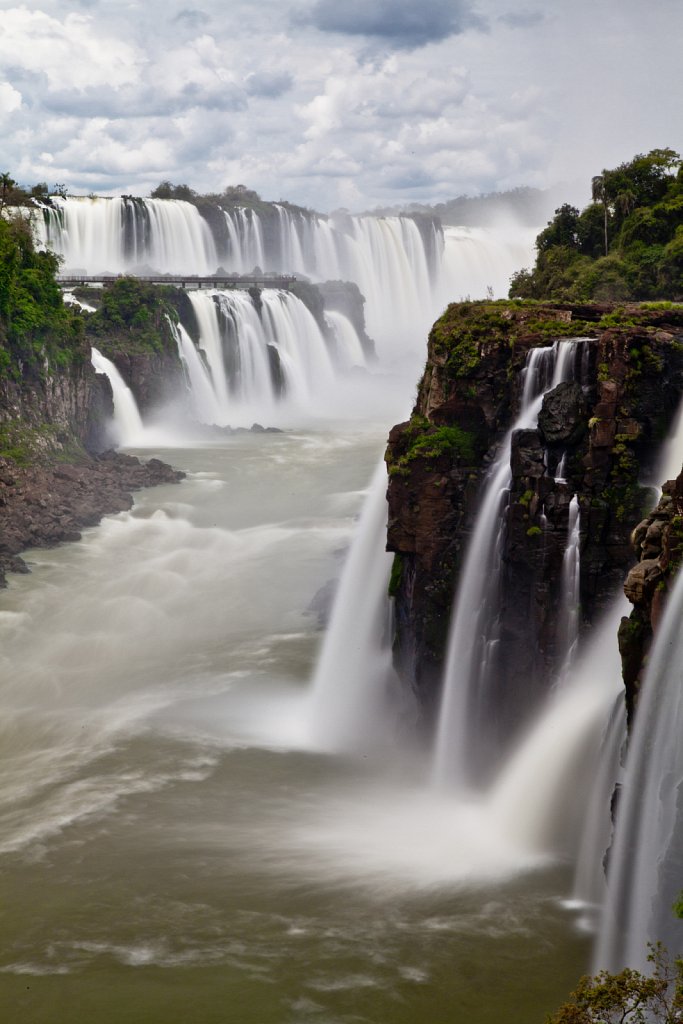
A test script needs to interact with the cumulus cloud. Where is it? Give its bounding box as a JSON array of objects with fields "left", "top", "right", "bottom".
[
  {"left": 0, "top": 83, "right": 23, "bottom": 117},
  {"left": 244, "top": 71, "right": 294, "bottom": 98},
  {"left": 301, "top": 0, "right": 487, "bottom": 49},
  {"left": 0, "top": 0, "right": 679, "bottom": 211}
]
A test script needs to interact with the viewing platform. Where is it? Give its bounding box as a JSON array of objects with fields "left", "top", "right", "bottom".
[{"left": 57, "top": 274, "right": 299, "bottom": 291}]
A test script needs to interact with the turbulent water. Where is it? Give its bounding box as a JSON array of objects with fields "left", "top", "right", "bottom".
[
  {"left": 0, "top": 429, "right": 588, "bottom": 1024},
  {"left": 8, "top": 198, "right": 681, "bottom": 1015}
]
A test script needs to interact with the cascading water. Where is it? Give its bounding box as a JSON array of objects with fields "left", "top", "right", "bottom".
[
  {"left": 557, "top": 495, "right": 581, "bottom": 683},
  {"left": 570, "top": 693, "right": 627, "bottom": 918},
  {"left": 170, "top": 319, "right": 224, "bottom": 426},
  {"left": 433, "top": 340, "right": 583, "bottom": 789},
  {"left": 595, "top": 568, "right": 683, "bottom": 972},
  {"left": 324, "top": 310, "right": 367, "bottom": 370},
  {"left": 488, "top": 599, "right": 627, "bottom": 861},
  {"left": 180, "top": 289, "right": 337, "bottom": 424},
  {"left": 37, "top": 196, "right": 536, "bottom": 365},
  {"left": 307, "top": 462, "right": 407, "bottom": 752},
  {"left": 91, "top": 347, "right": 145, "bottom": 446}
]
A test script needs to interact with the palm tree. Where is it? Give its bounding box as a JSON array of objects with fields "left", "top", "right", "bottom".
[{"left": 591, "top": 174, "right": 610, "bottom": 256}]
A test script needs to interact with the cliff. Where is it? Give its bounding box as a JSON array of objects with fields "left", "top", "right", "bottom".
[
  {"left": 0, "top": 230, "right": 184, "bottom": 588},
  {"left": 385, "top": 301, "right": 683, "bottom": 738},
  {"left": 619, "top": 469, "right": 683, "bottom": 724}
]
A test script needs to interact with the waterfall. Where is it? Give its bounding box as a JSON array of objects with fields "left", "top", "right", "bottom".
[
  {"left": 488, "top": 600, "right": 626, "bottom": 861},
  {"left": 36, "top": 196, "right": 536, "bottom": 366},
  {"left": 570, "top": 693, "right": 627, "bottom": 919},
  {"left": 324, "top": 310, "right": 366, "bottom": 369},
  {"left": 433, "top": 340, "right": 583, "bottom": 789},
  {"left": 654, "top": 395, "right": 683, "bottom": 486},
  {"left": 307, "top": 462, "right": 407, "bottom": 752},
  {"left": 90, "top": 347, "right": 145, "bottom": 446},
  {"left": 557, "top": 495, "right": 581, "bottom": 683},
  {"left": 438, "top": 225, "right": 539, "bottom": 303},
  {"left": 39, "top": 196, "right": 218, "bottom": 275},
  {"left": 179, "top": 289, "right": 336, "bottom": 424},
  {"left": 595, "top": 569, "right": 683, "bottom": 972},
  {"left": 169, "top": 319, "right": 224, "bottom": 426}
]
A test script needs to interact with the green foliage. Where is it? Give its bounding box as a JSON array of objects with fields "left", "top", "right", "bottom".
[
  {"left": 387, "top": 416, "right": 476, "bottom": 476},
  {"left": 388, "top": 554, "right": 403, "bottom": 597},
  {"left": 510, "top": 149, "right": 683, "bottom": 301},
  {"left": 526, "top": 525, "right": 543, "bottom": 537},
  {"left": 547, "top": 945, "right": 683, "bottom": 1024},
  {"left": 0, "top": 421, "right": 86, "bottom": 466},
  {"left": 0, "top": 213, "right": 84, "bottom": 375},
  {"left": 85, "top": 277, "right": 181, "bottom": 356}
]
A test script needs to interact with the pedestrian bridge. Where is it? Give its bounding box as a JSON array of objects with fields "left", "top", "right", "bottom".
[{"left": 57, "top": 274, "right": 298, "bottom": 291}]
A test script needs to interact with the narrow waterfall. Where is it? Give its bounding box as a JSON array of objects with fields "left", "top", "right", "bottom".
[
  {"left": 570, "top": 694, "right": 627, "bottom": 917},
  {"left": 488, "top": 600, "right": 626, "bottom": 860},
  {"left": 595, "top": 568, "right": 683, "bottom": 972},
  {"left": 654, "top": 395, "right": 683, "bottom": 486},
  {"left": 169, "top": 319, "right": 224, "bottom": 425},
  {"left": 325, "top": 310, "right": 367, "bottom": 370},
  {"left": 557, "top": 495, "right": 581, "bottom": 683},
  {"left": 90, "top": 347, "right": 145, "bottom": 445},
  {"left": 433, "top": 340, "right": 583, "bottom": 789},
  {"left": 307, "top": 462, "right": 407, "bottom": 752}
]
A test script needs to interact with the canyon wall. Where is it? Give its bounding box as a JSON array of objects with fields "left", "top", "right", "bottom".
[{"left": 385, "top": 301, "right": 683, "bottom": 736}]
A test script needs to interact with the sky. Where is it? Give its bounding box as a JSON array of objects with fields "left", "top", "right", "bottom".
[{"left": 0, "top": 0, "right": 681, "bottom": 212}]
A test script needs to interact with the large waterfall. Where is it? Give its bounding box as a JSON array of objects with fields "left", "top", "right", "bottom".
[{"left": 38, "top": 196, "right": 534, "bottom": 363}]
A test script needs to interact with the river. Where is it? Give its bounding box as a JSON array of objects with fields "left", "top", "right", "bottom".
[{"left": 0, "top": 423, "right": 589, "bottom": 1023}]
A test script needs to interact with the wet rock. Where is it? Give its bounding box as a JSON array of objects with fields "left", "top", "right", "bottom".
[
  {"left": 538, "top": 381, "right": 587, "bottom": 445},
  {"left": 511, "top": 429, "right": 545, "bottom": 478}
]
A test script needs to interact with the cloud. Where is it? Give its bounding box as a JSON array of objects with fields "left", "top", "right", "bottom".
[
  {"left": 244, "top": 71, "right": 294, "bottom": 98},
  {"left": 302, "top": 0, "right": 487, "bottom": 49},
  {"left": 0, "top": 83, "right": 23, "bottom": 117},
  {"left": 173, "top": 8, "right": 210, "bottom": 29},
  {"left": 498, "top": 10, "right": 545, "bottom": 29}
]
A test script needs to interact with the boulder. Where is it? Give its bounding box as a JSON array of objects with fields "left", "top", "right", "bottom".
[{"left": 538, "top": 381, "right": 587, "bottom": 445}]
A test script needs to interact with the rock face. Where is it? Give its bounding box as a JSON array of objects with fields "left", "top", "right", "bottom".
[
  {"left": 385, "top": 301, "right": 683, "bottom": 737},
  {"left": 618, "top": 470, "right": 683, "bottom": 724},
  {"left": 0, "top": 354, "right": 184, "bottom": 588}
]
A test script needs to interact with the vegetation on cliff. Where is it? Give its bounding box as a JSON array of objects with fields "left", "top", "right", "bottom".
[
  {"left": 150, "top": 180, "right": 311, "bottom": 217},
  {"left": 510, "top": 149, "right": 683, "bottom": 302},
  {"left": 0, "top": 214, "right": 85, "bottom": 378},
  {"left": 82, "top": 277, "right": 187, "bottom": 357}
]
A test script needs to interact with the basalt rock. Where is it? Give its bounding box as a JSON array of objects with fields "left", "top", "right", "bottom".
[
  {"left": 0, "top": 452, "right": 184, "bottom": 588},
  {"left": 618, "top": 471, "right": 683, "bottom": 724},
  {"left": 538, "top": 381, "right": 587, "bottom": 445},
  {"left": 385, "top": 301, "right": 683, "bottom": 736}
]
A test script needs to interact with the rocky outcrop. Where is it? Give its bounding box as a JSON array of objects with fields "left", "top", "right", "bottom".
[
  {"left": 618, "top": 470, "right": 683, "bottom": 724},
  {"left": 316, "top": 280, "right": 376, "bottom": 360},
  {"left": 0, "top": 322, "right": 183, "bottom": 588},
  {"left": 385, "top": 301, "right": 683, "bottom": 732},
  {"left": 0, "top": 452, "right": 184, "bottom": 587},
  {"left": 0, "top": 359, "right": 114, "bottom": 454}
]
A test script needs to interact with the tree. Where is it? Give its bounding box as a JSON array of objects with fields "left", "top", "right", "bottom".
[
  {"left": 591, "top": 175, "right": 610, "bottom": 256},
  {"left": 0, "top": 172, "right": 17, "bottom": 211},
  {"left": 536, "top": 204, "right": 581, "bottom": 253},
  {"left": 548, "top": 946, "right": 683, "bottom": 1024}
]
